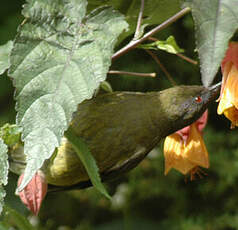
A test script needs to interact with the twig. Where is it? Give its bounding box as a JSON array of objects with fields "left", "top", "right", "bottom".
[
  {"left": 146, "top": 50, "right": 176, "bottom": 86},
  {"left": 108, "top": 70, "right": 156, "bottom": 78},
  {"left": 112, "top": 7, "right": 191, "bottom": 61},
  {"left": 148, "top": 37, "right": 157, "bottom": 41},
  {"left": 133, "top": 0, "right": 145, "bottom": 40},
  {"left": 175, "top": 53, "right": 198, "bottom": 65}
]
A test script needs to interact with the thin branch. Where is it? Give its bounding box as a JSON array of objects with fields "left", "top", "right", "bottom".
[
  {"left": 112, "top": 7, "right": 191, "bottom": 61},
  {"left": 133, "top": 0, "right": 145, "bottom": 40},
  {"left": 147, "top": 37, "right": 157, "bottom": 41},
  {"left": 175, "top": 53, "right": 198, "bottom": 65},
  {"left": 146, "top": 50, "right": 176, "bottom": 86},
  {"left": 108, "top": 70, "right": 156, "bottom": 78}
]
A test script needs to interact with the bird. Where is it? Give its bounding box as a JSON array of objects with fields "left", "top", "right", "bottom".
[{"left": 9, "top": 83, "right": 221, "bottom": 192}]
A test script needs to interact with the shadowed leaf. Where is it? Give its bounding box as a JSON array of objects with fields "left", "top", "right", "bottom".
[{"left": 183, "top": 0, "right": 238, "bottom": 86}]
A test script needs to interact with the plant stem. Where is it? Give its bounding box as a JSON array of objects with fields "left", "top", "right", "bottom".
[
  {"left": 133, "top": 0, "right": 145, "bottom": 40},
  {"left": 146, "top": 50, "right": 176, "bottom": 86},
  {"left": 108, "top": 70, "right": 156, "bottom": 78},
  {"left": 112, "top": 7, "right": 191, "bottom": 61},
  {"left": 175, "top": 53, "right": 198, "bottom": 65}
]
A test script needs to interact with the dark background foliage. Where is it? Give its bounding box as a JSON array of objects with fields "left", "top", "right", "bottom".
[{"left": 1, "top": 1, "right": 238, "bottom": 230}]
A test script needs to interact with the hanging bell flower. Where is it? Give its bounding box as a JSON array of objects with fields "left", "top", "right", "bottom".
[
  {"left": 17, "top": 171, "right": 48, "bottom": 215},
  {"left": 217, "top": 42, "right": 238, "bottom": 128},
  {"left": 164, "top": 110, "right": 209, "bottom": 178}
]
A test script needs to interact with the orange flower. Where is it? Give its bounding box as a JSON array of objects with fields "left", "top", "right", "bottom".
[
  {"left": 164, "top": 111, "right": 209, "bottom": 177},
  {"left": 217, "top": 42, "right": 238, "bottom": 127}
]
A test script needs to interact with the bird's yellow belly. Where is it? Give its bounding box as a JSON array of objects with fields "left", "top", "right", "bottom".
[{"left": 43, "top": 138, "right": 89, "bottom": 186}]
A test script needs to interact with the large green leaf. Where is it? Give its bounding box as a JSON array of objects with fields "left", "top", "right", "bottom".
[
  {"left": 65, "top": 127, "right": 111, "bottom": 199},
  {"left": 0, "top": 41, "right": 13, "bottom": 75},
  {"left": 0, "top": 139, "right": 8, "bottom": 214},
  {"left": 8, "top": 0, "right": 128, "bottom": 191},
  {"left": 88, "top": 0, "right": 181, "bottom": 42},
  {"left": 183, "top": 0, "right": 238, "bottom": 87}
]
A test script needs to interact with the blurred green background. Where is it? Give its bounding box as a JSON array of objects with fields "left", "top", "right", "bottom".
[{"left": 1, "top": 1, "right": 238, "bottom": 230}]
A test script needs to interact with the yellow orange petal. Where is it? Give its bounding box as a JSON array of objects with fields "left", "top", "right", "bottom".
[
  {"left": 164, "top": 133, "right": 196, "bottom": 175},
  {"left": 224, "top": 106, "right": 238, "bottom": 127},
  {"left": 164, "top": 133, "right": 182, "bottom": 175},
  {"left": 227, "top": 64, "right": 238, "bottom": 109},
  {"left": 217, "top": 64, "right": 238, "bottom": 114},
  {"left": 217, "top": 89, "right": 233, "bottom": 114},
  {"left": 217, "top": 61, "right": 232, "bottom": 102},
  {"left": 172, "top": 157, "right": 196, "bottom": 175},
  {"left": 184, "top": 124, "right": 209, "bottom": 168}
]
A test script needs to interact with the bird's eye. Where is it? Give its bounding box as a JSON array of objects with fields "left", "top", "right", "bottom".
[{"left": 195, "top": 96, "right": 202, "bottom": 103}]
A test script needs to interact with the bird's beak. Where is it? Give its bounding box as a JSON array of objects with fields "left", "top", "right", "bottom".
[
  {"left": 208, "top": 82, "right": 221, "bottom": 94},
  {"left": 203, "top": 82, "right": 221, "bottom": 104}
]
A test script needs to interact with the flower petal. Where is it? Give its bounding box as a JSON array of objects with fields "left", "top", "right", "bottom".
[
  {"left": 218, "top": 64, "right": 238, "bottom": 115},
  {"left": 224, "top": 107, "right": 238, "bottom": 127},
  {"left": 176, "top": 110, "right": 208, "bottom": 141},
  {"left": 222, "top": 42, "right": 238, "bottom": 72},
  {"left": 184, "top": 124, "right": 209, "bottom": 168},
  {"left": 196, "top": 110, "right": 208, "bottom": 133},
  {"left": 18, "top": 171, "right": 48, "bottom": 215},
  {"left": 217, "top": 88, "right": 234, "bottom": 114},
  {"left": 176, "top": 126, "right": 190, "bottom": 142},
  {"left": 164, "top": 133, "right": 196, "bottom": 175},
  {"left": 217, "top": 61, "right": 232, "bottom": 102},
  {"left": 227, "top": 65, "right": 238, "bottom": 109}
]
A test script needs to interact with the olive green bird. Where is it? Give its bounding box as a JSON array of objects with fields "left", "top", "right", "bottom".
[{"left": 9, "top": 84, "right": 220, "bottom": 191}]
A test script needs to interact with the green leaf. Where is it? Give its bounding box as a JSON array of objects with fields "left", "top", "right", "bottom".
[
  {"left": 8, "top": 0, "right": 128, "bottom": 191},
  {"left": 139, "top": 36, "right": 184, "bottom": 54},
  {"left": 88, "top": 0, "right": 181, "bottom": 43},
  {"left": 100, "top": 81, "right": 113, "bottom": 93},
  {"left": 0, "top": 124, "right": 22, "bottom": 147},
  {"left": 0, "top": 139, "right": 8, "bottom": 215},
  {"left": 65, "top": 127, "right": 111, "bottom": 200},
  {"left": 183, "top": 0, "right": 238, "bottom": 87},
  {"left": 0, "top": 41, "right": 13, "bottom": 75},
  {"left": 2, "top": 205, "right": 34, "bottom": 230}
]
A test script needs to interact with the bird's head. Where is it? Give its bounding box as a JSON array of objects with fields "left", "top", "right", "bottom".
[{"left": 159, "top": 83, "right": 221, "bottom": 131}]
